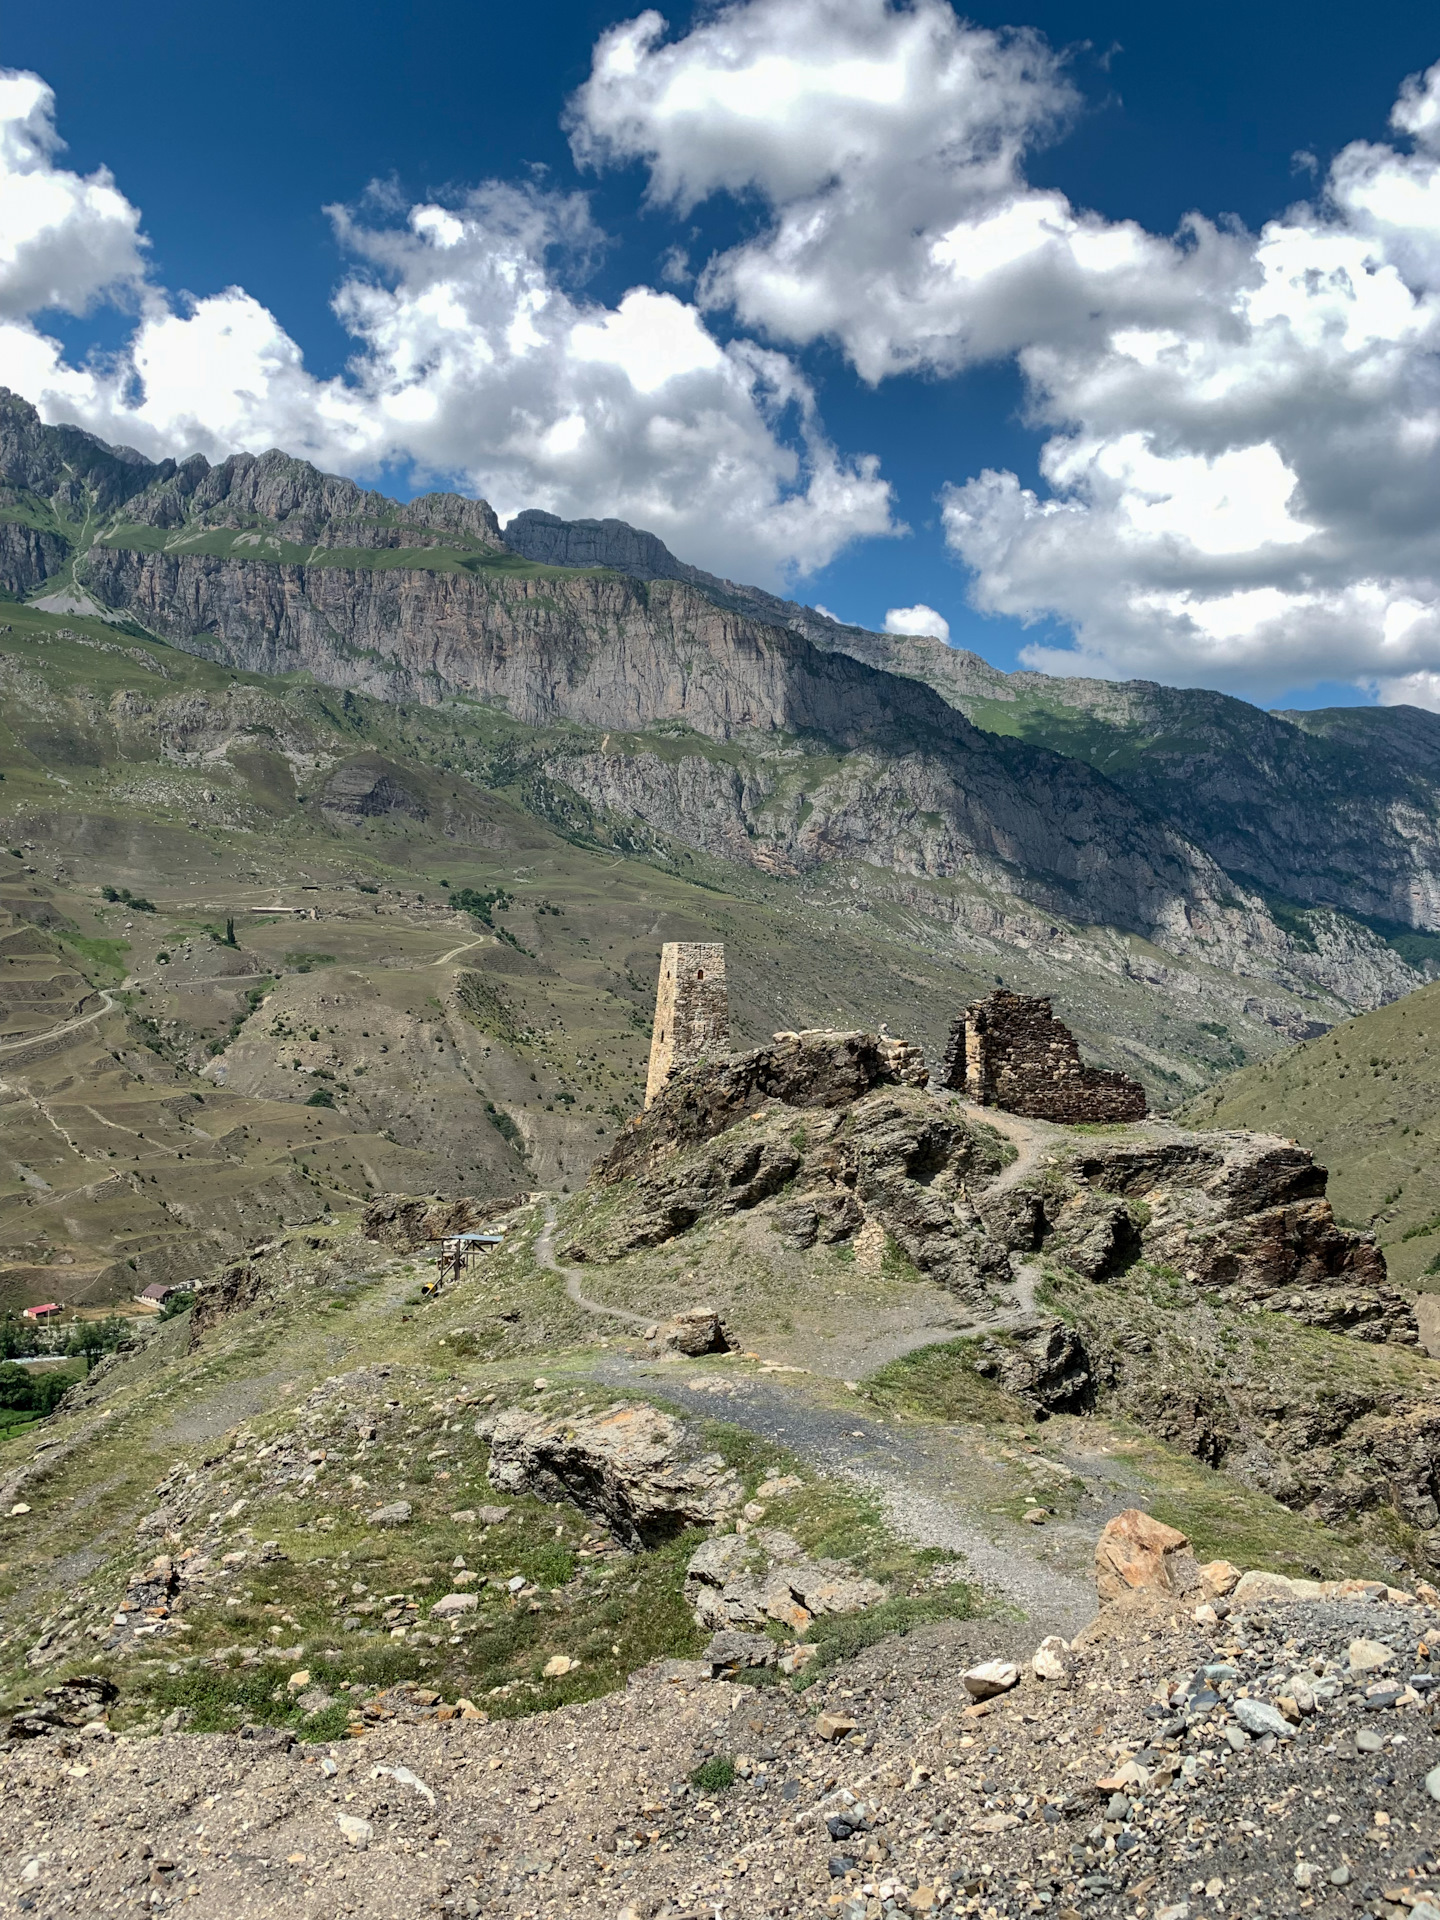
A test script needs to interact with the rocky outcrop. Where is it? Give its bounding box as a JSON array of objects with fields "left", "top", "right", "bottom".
[
  {"left": 320, "top": 757, "right": 430, "bottom": 823},
  {"left": 1067, "top": 1133, "right": 1411, "bottom": 1342},
  {"left": 361, "top": 1193, "right": 526, "bottom": 1250},
  {"left": 683, "top": 1529, "right": 885, "bottom": 1635},
  {"left": 599, "top": 1030, "right": 929, "bottom": 1182},
  {"left": 971, "top": 1317, "right": 1094, "bottom": 1413},
  {"left": 592, "top": 1059, "right": 1018, "bottom": 1308},
  {"left": 484, "top": 1402, "right": 743, "bottom": 1547},
  {"left": 189, "top": 1259, "right": 267, "bottom": 1343}
]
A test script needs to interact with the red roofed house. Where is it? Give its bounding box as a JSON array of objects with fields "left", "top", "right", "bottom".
[{"left": 22, "top": 1303, "right": 62, "bottom": 1320}]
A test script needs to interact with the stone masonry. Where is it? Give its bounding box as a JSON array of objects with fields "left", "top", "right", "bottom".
[
  {"left": 645, "top": 942, "right": 729, "bottom": 1108},
  {"left": 938, "top": 989, "right": 1147, "bottom": 1123}
]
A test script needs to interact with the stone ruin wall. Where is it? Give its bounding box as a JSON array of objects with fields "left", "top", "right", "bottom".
[
  {"left": 939, "top": 989, "right": 1147, "bottom": 1124},
  {"left": 645, "top": 942, "right": 729, "bottom": 1108}
]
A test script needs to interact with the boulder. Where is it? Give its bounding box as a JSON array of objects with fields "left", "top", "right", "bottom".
[
  {"left": 366, "top": 1500, "right": 412, "bottom": 1528},
  {"left": 1094, "top": 1509, "right": 1200, "bottom": 1605},
  {"left": 703, "top": 1631, "right": 777, "bottom": 1675},
  {"left": 1230, "top": 1570, "right": 1334, "bottom": 1605},
  {"left": 962, "top": 1660, "right": 1020, "bottom": 1700},
  {"left": 1197, "top": 1559, "right": 1241, "bottom": 1597},
  {"left": 486, "top": 1402, "right": 742, "bottom": 1548},
  {"left": 431, "top": 1592, "right": 478, "bottom": 1618},
  {"left": 654, "top": 1308, "right": 733, "bottom": 1356}
]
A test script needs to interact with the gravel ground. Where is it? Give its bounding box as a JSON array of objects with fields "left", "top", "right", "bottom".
[{"left": 4, "top": 1588, "right": 1436, "bottom": 1920}]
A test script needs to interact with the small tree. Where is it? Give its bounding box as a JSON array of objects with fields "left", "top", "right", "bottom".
[{"left": 64, "top": 1315, "right": 130, "bottom": 1371}]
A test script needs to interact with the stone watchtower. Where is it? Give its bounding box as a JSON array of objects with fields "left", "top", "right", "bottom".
[{"left": 645, "top": 943, "right": 728, "bottom": 1107}]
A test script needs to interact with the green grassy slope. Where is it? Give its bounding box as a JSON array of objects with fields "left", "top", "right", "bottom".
[{"left": 1181, "top": 979, "right": 1440, "bottom": 1290}]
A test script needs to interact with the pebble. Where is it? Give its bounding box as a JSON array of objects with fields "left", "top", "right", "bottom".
[
  {"left": 1231, "top": 1698, "right": 1293, "bottom": 1740},
  {"left": 1347, "top": 1638, "right": 1396, "bottom": 1673}
]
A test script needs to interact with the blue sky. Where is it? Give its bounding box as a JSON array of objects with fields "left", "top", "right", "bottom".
[{"left": 3, "top": 0, "right": 1439, "bottom": 707}]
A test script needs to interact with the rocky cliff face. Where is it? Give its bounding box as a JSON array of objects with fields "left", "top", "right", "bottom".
[
  {"left": 71, "top": 537, "right": 1345, "bottom": 982},
  {"left": 808, "top": 628, "right": 1440, "bottom": 940}
]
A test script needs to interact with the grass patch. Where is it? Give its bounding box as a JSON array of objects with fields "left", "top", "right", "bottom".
[
  {"left": 689, "top": 1755, "right": 737, "bottom": 1792},
  {"left": 863, "top": 1339, "right": 1034, "bottom": 1426},
  {"left": 58, "top": 932, "right": 129, "bottom": 982},
  {"left": 796, "top": 1587, "right": 978, "bottom": 1681}
]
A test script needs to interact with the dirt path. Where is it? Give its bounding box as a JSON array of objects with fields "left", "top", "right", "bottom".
[
  {"left": 0, "top": 987, "right": 119, "bottom": 1063},
  {"left": 536, "top": 1201, "right": 652, "bottom": 1330},
  {"left": 432, "top": 935, "right": 493, "bottom": 968},
  {"left": 943, "top": 1092, "right": 1059, "bottom": 1193}
]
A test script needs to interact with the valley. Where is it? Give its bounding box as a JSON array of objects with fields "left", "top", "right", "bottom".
[{"left": 3, "top": 395, "right": 1440, "bottom": 1920}]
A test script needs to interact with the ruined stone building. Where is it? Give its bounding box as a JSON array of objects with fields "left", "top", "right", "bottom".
[
  {"left": 645, "top": 943, "right": 729, "bottom": 1107},
  {"left": 938, "top": 989, "right": 1147, "bottom": 1123}
]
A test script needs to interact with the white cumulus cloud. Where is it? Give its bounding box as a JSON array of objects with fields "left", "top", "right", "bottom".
[
  {"left": 571, "top": 0, "right": 1077, "bottom": 382},
  {"left": 0, "top": 70, "right": 146, "bottom": 321},
  {"left": 884, "top": 602, "right": 950, "bottom": 642},
  {"left": 575, "top": 6, "right": 1440, "bottom": 701},
  {"left": 0, "top": 77, "right": 896, "bottom": 588}
]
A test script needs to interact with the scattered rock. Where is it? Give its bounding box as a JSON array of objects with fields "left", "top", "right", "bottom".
[
  {"left": 815, "top": 1713, "right": 857, "bottom": 1742},
  {"left": 335, "top": 1814, "right": 372, "bottom": 1849},
  {"left": 542, "top": 1655, "right": 578, "bottom": 1678},
  {"left": 1347, "top": 1638, "right": 1396, "bottom": 1674},
  {"left": 366, "top": 1501, "right": 412, "bottom": 1528},
  {"left": 372, "top": 1765, "right": 435, "bottom": 1805},
  {"left": 1032, "top": 1636, "right": 1070, "bottom": 1682}
]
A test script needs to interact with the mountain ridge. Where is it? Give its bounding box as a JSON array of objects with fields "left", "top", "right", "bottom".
[{"left": 0, "top": 387, "right": 1429, "bottom": 1026}]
